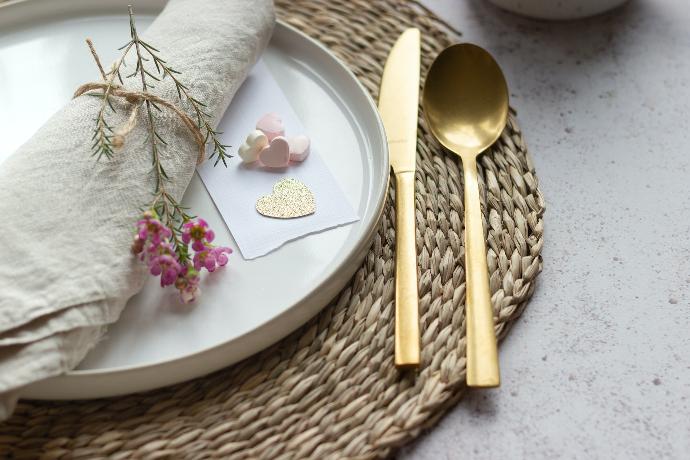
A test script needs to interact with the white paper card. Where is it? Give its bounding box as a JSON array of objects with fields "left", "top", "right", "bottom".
[{"left": 197, "top": 61, "right": 359, "bottom": 260}]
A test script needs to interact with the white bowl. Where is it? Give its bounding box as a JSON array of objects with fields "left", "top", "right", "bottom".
[{"left": 488, "top": 0, "right": 629, "bottom": 20}]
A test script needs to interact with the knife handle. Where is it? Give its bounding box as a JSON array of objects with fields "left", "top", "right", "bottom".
[
  {"left": 462, "top": 158, "right": 500, "bottom": 387},
  {"left": 394, "top": 171, "right": 420, "bottom": 368}
]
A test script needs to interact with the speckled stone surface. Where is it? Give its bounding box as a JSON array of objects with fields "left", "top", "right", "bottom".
[{"left": 403, "top": 0, "right": 690, "bottom": 458}]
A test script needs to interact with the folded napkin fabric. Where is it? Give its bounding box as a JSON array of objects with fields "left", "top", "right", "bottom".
[{"left": 0, "top": 0, "right": 275, "bottom": 419}]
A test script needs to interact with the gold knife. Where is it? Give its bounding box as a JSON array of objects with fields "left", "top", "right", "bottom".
[{"left": 378, "top": 28, "right": 421, "bottom": 368}]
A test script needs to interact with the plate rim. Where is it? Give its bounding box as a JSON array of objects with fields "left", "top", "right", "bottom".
[{"left": 2, "top": 0, "right": 389, "bottom": 399}]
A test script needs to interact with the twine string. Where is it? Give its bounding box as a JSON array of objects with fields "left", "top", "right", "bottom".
[{"left": 73, "top": 39, "right": 206, "bottom": 165}]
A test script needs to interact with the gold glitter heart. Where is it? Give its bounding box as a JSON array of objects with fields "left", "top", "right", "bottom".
[{"left": 256, "top": 178, "right": 316, "bottom": 219}]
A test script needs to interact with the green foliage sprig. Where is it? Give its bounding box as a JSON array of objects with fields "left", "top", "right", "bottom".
[{"left": 87, "top": 5, "right": 231, "bottom": 267}]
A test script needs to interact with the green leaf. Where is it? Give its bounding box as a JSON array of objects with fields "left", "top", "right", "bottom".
[
  {"left": 154, "top": 132, "right": 168, "bottom": 145},
  {"left": 140, "top": 40, "right": 160, "bottom": 53},
  {"left": 144, "top": 69, "right": 161, "bottom": 81}
]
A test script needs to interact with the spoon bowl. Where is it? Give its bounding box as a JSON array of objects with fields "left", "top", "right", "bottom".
[
  {"left": 423, "top": 44, "right": 509, "bottom": 159},
  {"left": 422, "top": 43, "right": 509, "bottom": 388}
]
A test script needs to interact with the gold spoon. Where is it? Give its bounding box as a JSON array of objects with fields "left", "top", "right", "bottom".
[{"left": 422, "top": 43, "right": 509, "bottom": 388}]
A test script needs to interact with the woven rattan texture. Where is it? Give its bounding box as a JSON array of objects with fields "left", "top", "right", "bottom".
[{"left": 0, "top": 0, "right": 545, "bottom": 458}]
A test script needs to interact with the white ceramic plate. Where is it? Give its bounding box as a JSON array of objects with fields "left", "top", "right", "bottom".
[{"left": 0, "top": 0, "right": 388, "bottom": 399}]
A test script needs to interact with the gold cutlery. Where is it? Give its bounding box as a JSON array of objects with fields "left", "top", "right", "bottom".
[
  {"left": 422, "top": 44, "right": 509, "bottom": 387},
  {"left": 378, "top": 28, "right": 421, "bottom": 368}
]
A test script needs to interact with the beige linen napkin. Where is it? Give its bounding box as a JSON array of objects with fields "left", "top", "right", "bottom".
[{"left": 0, "top": 0, "right": 275, "bottom": 419}]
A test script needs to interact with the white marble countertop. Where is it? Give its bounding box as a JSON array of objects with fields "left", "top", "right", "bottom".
[{"left": 403, "top": 0, "right": 690, "bottom": 458}]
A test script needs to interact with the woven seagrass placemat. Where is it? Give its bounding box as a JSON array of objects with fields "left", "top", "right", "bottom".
[{"left": 0, "top": 0, "right": 545, "bottom": 458}]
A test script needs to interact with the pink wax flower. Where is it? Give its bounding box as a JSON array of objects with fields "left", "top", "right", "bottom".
[
  {"left": 144, "top": 239, "right": 181, "bottom": 287},
  {"left": 212, "top": 246, "right": 232, "bottom": 267},
  {"left": 182, "top": 218, "right": 215, "bottom": 252},
  {"left": 193, "top": 246, "right": 232, "bottom": 273},
  {"left": 133, "top": 211, "right": 231, "bottom": 303},
  {"left": 149, "top": 254, "right": 181, "bottom": 287},
  {"left": 136, "top": 210, "right": 172, "bottom": 246}
]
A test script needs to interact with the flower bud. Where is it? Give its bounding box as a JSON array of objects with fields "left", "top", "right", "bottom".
[{"left": 131, "top": 235, "right": 144, "bottom": 254}]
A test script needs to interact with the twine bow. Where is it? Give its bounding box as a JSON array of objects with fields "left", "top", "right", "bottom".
[{"left": 73, "top": 39, "right": 206, "bottom": 165}]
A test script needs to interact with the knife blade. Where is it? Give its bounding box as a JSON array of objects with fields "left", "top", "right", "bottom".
[{"left": 378, "top": 28, "right": 421, "bottom": 367}]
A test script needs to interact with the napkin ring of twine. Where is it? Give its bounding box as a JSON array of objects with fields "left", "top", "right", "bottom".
[{"left": 73, "top": 39, "right": 205, "bottom": 165}]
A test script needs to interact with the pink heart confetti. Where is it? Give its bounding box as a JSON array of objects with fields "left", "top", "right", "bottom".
[
  {"left": 256, "top": 112, "right": 285, "bottom": 142},
  {"left": 288, "top": 135, "right": 310, "bottom": 162},
  {"left": 259, "top": 136, "right": 290, "bottom": 168}
]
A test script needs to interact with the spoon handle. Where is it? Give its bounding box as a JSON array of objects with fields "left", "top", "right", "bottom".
[
  {"left": 462, "top": 158, "right": 500, "bottom": 387},
  {"left": 394, "top": 171, "right": 420, "bottom": 367}
]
